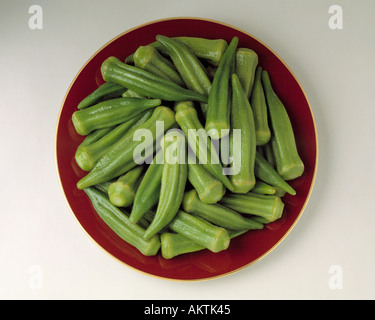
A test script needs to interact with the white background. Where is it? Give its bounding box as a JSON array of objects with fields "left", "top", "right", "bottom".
[{"left": 1, "top": 0, "right": 374, "bottom": 300}]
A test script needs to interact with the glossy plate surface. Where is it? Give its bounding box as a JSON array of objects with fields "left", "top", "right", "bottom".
[{"left": 56, "top": 17, "right": 318, "bottom": 281}]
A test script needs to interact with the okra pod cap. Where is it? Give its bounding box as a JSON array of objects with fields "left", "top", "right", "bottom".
[{"left": 108, "top": 165, "right": 144, "bottom": 207}]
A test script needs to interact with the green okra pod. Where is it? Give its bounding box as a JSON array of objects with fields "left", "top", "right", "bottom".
[
  {"left": 160, "top": 229, "right": 246, "bottom": 259},
  {"left": 229, "top": 73, "right": 256, "bottom": 193},
  {"left": 183, "top": 189, "right": 263, "bottom": 231},
  {"left": 129, "top": 152, "right": 164, "bottom": 224},
  {"left": 108, "top": 165, "right": 144, "bottom": 207},
  {"left": 101, "top": 56, "right": 208, "bottom": 103},
  {"left": 255, "top": 150, "right": 296, "bottom": 196},
  {"left": 84, "top": 187, "right": 160, "bottom": 256},
  {"left": 156, "top": 35, "right": 211, "bottom": 117},
  {"left": 168, "top": 210, "right": 230, "bottom": 253},
  {"left": 127, "top": 37, "right": 228, "bottom": 67},
  {"left": 174, "top": 101, "right": 234, "bottom": 192},
  {"left": 251, "top": 66, "right": 271, "bottom": 146},
  {"left": 205, "top": 36, "right": 238, "bottom": 140},
  {"left": 220, "top": 192, "right": 284, "bottom": 223},
  {"left": 155, "top": 35, "right": 211, "bottom": 95},
  {"left": 144, "top": 131, "right": 188, "bottom": 240},
  {"left": 75, "top": 110, "right": 153, "bottom": 171},
  {"left": 133, "top": 45, "right": 185, "bottom": 86},
  {"left": 187, "top": 152, "right": 225, "bottom": 204},
  {"left": 122, "top": 89, "right": 145, "bottom": 98},
  {"left": 77, "top": 82, "right": 125, "bottom": 109},
  {"left": 76, "top": 106, "right": 176, "bottom": 190},
  {"left": 93, "top": 180, "right": 115, "bottom": 194},
  {"left": 262, "top": 140, "right": 276, "bottom": 168},
  {"left": 160, "top": 232, "right": 205, "bottom": 259},
  {"left": 72, "top": 97, "right": 161, "bottom": 136},
  {"left": 262, "top": 70, "right": 304, "bottom": 180},
  {"left": 235, "top": 48, "right": 258, "bottom": 99},
  {"left": 252, "top": 180, "right": 276, "bottom": 195},
  {"left": 76, "top": 126, "right": 114, "bottom": 148},
  {"left": 172, "top": 37, "right": 228, "bottom": 66}
]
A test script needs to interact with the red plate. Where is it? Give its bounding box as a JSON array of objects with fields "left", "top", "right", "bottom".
[{"left": 55, "top": 17, "right": 318, "bottom": 281}]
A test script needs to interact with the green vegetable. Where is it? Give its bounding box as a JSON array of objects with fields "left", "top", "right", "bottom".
[
  {"left": 255, "top": 150, "right": 296, "bottom": 196},
  {"left": 251, "top": 66, "right": 271, "bottom": 145},
  {"left": 108, "top": 165, "right": 144, "bottom": 207},
  {"left": 122, "top": 89, "right": 145, "bottom": 98},
  {"left": 133, "top": 45, "right": 185, "bottom": 86},
  {"left": 262, "top": 140, "right": 276, "bottom": 168},
  {"left": 235, "top": 48, "right": 258, "bottom": 98},
  {"left": 101, "top": 56, "right": 208, "bottom": 103},
  {"left": 205, "top": 36, "right": 238, "bottom": 140},
  {"left": 156, "top": 35, "right": 211, "bottom": 98},
  {"left": 143, "top": 131, "right": 188, "bottom": 240},
  {"left": 75, "top": 110, "right": 153, "bottom": 171},
  {"left": 220, "top": 192, "right": 284, "bottom": 223},
  {"left": 187, "top": 152, "right": 225, "bottom": 204},
  {"left": 77, "top": 82, "right": 125, "bottom": 109},
  {"left": 229, "top": 73, "right": 256, "bottom": 193},
  {"left": 174, "top": 101, "right": 234, "bottom": 192},
  {"left": 183, "top": 189, "right": 263, "bottom": 231},
  {"left": 129, "top": 152, "right": 163, "bottom": 224},
  {"left": 84, "top": 187, "right": 160, "bottom": 256},
  {"left": 262, "top": 70, "right": 304, "bottom": 180},
  {"left": 76, "top": 106, "right": 176, "bottom": 190},
  {"left": 71, "top": 97, "right": 160, "bottom": 136},
  {"left": 160, "top": 232, "right": 203, "bottom": 259},
  {"left": 93, "top": 180, "right": 115, "bottom": 194},
  {"left": 160, "top": 229, "right": 246, "bottom": 259},
  {"left": 172, "top": 37, "right": 228, "bottom": 66},
  {"left": 168, "top": 210, "right": 230, "bottom": 253},
  {"left": 252, "top": 180, "right": 276, "bottom": 195},
  {"left": 126, "top": 37, "right": 228, "bottom": 67},
  {"left": 156, "top": 35, "right": 211, "bottom": 117}
]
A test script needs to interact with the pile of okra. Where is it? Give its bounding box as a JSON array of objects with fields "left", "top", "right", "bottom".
[{"left": 71, "top": 35, "right": 304, "bottom": 259}]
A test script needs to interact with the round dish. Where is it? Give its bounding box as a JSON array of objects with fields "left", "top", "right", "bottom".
[{"left": 55, "top": 17, "right": 318, "bottom": 281}]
